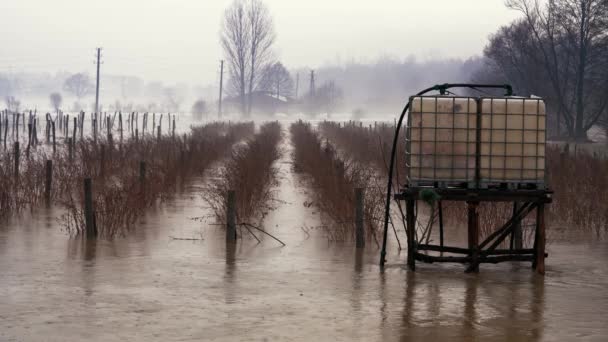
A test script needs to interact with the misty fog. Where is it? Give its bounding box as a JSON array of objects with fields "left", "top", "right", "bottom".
[{"left": 0, "top": 0, "right": 520, "bottom": 115}]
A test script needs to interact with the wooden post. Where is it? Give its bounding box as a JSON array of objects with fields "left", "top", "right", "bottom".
[
  {"left": 80, "top": 112, "right": 84, "bottom": 141},
  {"left": 45, "top": 160, "right": 52, "bottom": 203},
  {"left": 438, "top": 200, "right": 445, "bottom": 249},
  {"left": 157, "top": 125, "right": 161, "bottom": 141},
  {"left": 3, "top": 117, "right": 7, "bottom": 150},
  {"left": 51, "top": 121, "right": 56, "bottom": 154},
  {"left": 32, "top": 118, "right": 38, "bottom": 145},
  {"left": 65, "top": 114, "right": 69, "bottom": 137},
  {"left": 226, "top": 190, "right": 237, "bottom": 242},
  {"left": 26, "top": 123, "right": 32, "bottom": 157},
  {"left": 511, "top": 202, "right": 523, "bottom": 249},
  {"left": 13, "top": 142, "right": 19, "bottom": 179},
  {"left": 406, "top": 199, "right": 416, "bottom": 271},
  {"left": 467, "top": 201, "right": 480, "bottom": 273},
  {"left": 72, "top": 117, "right": 77, "bottom": 143},
  {"left": 68, "top": 138, "right": 73, "bottom": 162},
  {"left": 106, "top": 117, "right": 111, "bottom": 141},
  {"left": 535, "top": 204, "right": 546, "bottom": 274},
  {"left": 84, "top": 178, "right": 97, "bottom": 238},
  {"left": 15, "top": 113, "right": 19, "bottom": 140},
  {"left": 355, "top": 188, "right": 365, "bottom": 248},
  {"left": 119, "top": 112, "right": 123, "bottom": 142},
  {"left": 93, "top": 118, "right": 97, "bottom": 144}
]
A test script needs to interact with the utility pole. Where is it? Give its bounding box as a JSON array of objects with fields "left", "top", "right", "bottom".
[
  {"left": 295, "top": 73, "right": 299, "bottom": 99},
  {"left": 276, "top": 77, "right": 280, "bottom": 98},
  {"left": 218, "top": 60, "right": 224, "bottom": 119},
  {"left": 94, "top": 48, "right": 102, "bottom": 115},
  {"left": 309, "top": 70, "right": 315, "bottom": 97}
]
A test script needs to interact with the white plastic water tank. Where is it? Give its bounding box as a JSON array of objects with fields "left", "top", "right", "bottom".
[
  {"left": 479, "top": 97, "right": 546, "bottom": 184},
  {"left": 407, "top": 96, "right": 477, "bottom": 185}
]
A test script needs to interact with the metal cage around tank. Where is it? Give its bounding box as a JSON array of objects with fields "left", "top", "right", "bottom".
[{"left": 405, "top": 95, "right": 547, "bottom": 189}]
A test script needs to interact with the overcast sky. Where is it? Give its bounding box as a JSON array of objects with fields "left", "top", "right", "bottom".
[{"left": 0, "top": 0, "right": 520, "bottom": 85}]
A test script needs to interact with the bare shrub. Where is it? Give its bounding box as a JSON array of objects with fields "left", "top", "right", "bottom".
[
  {"left": 291, "top": 121, "right": 384, "bottom": 244},
  {"left": 206, "top": 121, "right": 282, "bottom": 227}
]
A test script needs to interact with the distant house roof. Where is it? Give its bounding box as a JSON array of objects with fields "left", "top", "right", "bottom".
[{"left": 224, "top": 91, "right": 292, "bottom": 113}]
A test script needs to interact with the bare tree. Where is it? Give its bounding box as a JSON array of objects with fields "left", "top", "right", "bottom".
[
  {"left": 259, "top": 62, "right": 294, "bottom": 99},
  {"left": 505, "top": 0, "right": 608, "bottom": 141},
  {"left": 221, "top": 0, "right": 275, "bottom": 116},
  {"left": 49, "top": 92, "right": 62, "bottom": 113},
  {"left": 221, "top": 0, "right": 251, "bottom": 115},
  {"left": 63, "top": 73, "right": 92, "bottom": 100},
  {"left": 246, "top": 0, "right": 276, "bottom": 115}
]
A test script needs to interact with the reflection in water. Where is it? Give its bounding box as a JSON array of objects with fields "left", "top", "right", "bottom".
[
  {"left": 531, "top": 276, "right": 545, "bottom": 341},
  {"left": 396, "top": 271, "right": 547, "bottom": 341},
  {"left": 67, "top": 237, "right": 98, "bottom": 297},
  {"left": 351, "top": 249, "right": 364, "bottom": 314},
  {"left": 401, "top": 271, "right": 416, "bottom": 337},
  {"left": 462, "top": 275, "right": 478, "bottom": 340},
  {"left": 224, "top": 241, "right": 237, "bottom": 304}
]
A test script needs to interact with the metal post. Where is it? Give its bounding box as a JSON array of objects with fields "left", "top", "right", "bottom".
[
  {"left": 226, "top": 190, "right": 237, "bottom": 242},
  {"left": 355, "top": 188, "right": 365, "bottom": 248}
]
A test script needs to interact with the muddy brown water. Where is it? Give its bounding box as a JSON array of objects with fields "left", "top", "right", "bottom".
[{"left": 1, "top": 131, "right": 608, "bottom": 342}]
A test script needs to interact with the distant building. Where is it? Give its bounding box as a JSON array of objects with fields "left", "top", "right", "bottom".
[{"left": 224, "top": 91, "right": 292, "bottom": 115}]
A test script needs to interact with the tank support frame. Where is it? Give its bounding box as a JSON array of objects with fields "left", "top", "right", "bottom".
[{"left": 395, "top": 187, "right": 551, "bottom": 274}]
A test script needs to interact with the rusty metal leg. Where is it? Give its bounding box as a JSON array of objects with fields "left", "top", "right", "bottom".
[
  {"left": 535, "top": 204, "right": 546, "bottom": 275},
  {"left": 406, "top": 200, "right": 416, "bottom": 271},
  {"left": 466, "top": 201, "right": 479, "bottom": 273}
]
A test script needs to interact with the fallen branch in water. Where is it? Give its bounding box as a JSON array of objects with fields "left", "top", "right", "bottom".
[
  {"left": 169, "top": 236, "right": 203, "bottom": 241},
  {"left": 239, "top": 222, "right": 286, "bottom": 246},
  {"left": 240, "top": 223, "right": 262, "bottom": 243}
]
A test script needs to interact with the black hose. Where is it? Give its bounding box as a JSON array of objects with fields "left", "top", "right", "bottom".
[{"left": 379, "top": 83, "right": 513, "bottom": 267}]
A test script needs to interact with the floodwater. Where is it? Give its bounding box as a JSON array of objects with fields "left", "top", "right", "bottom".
[{"left": 1, "top": 130, "right": 608, "bottom": 342}]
